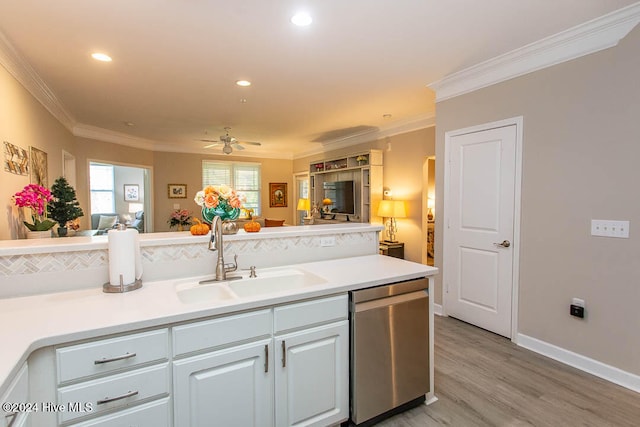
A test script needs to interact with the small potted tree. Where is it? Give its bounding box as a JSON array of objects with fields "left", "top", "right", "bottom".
[{"left": 48, "top": 177, "right": 84, "bottom": 237}]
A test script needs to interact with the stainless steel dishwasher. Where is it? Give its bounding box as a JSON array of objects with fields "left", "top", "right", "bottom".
[{"left": 349, "top": 277, "right": 430, "bottom": 426}]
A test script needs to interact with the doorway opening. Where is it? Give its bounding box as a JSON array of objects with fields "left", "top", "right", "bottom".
[{"left": 88, "top": 161, "right": 153, "bottom": 233}]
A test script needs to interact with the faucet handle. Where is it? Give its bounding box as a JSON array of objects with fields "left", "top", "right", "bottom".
[
  {"left": 249, "top": 266, "right": 257, "bottom": 278},
  {"left": 224, "top": 254, "right": 238, "bottom": 273}
]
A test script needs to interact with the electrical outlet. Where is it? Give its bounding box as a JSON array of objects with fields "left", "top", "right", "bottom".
[
  {"left": 572, "top": 298, "right": 585, "bottom": 308},
  {"left": 173, "top": 203, "right": 180, "bottom": 209},
  {"left": 570, "top": 298, "right": 585, "bottom": 319},
  {"left": 320, "top": 236, "right": 336, "bottom": 247},
  {"left": 591, "top": 219, "right": 630, "bottom": 238}
]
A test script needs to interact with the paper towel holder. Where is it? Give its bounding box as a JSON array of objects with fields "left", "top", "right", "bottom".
[{"left": 103, "top": 274, "right": 143, "bottom": 293}]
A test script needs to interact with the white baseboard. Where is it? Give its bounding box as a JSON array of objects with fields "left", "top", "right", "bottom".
[
  {"left": 433, "top": 303, "right": 443, "bottom": 316},
  {"left": 517, "top": 333, "right": 640, "bottom": 394}
]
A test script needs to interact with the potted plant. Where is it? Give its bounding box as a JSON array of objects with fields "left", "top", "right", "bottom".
[
  {"left": 168, "top": 209, "right": 192, "bottom": 231},
  {"left": 13, "top": 184, "right": 56, "bottom": 238},
  {"left": 48, "top": 177, "right": 84, "bottom": 237}
]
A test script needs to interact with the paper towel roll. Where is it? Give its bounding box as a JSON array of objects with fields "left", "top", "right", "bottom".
[{"left": 107, "top": 228, "right": 143, "bottom": 286}]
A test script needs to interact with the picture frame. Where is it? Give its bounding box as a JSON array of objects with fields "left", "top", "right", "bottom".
[
  {"left": 124, "top": 184, "right": 139, "bottom": 202},
  {"left": 29, "top": 146, "right": 48, "bottom": 186},
  {"left": 269, "top": 182, "right": 287, "bottom": 207},
  {"left": 168, "top": 183, "right": 187, "bottom": 199}
]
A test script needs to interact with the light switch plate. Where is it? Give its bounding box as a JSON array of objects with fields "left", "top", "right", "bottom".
[{"left": 591, "top": 219, "right": 629, "bottom": 238}]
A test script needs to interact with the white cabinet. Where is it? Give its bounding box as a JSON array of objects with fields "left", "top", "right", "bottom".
[
  {"left": 275, "top": 322, "right": 348, "bottom": 427},
  {"left": 173, "top": 340, "right": 273, "bottom": 427},
  {"left": 172, "top": 308, "right": 273, "bottom": 426},
  {"left": 1, "top": 363, "right": 28, "bottom": 427},
  {"left": 54, "top": 329, "right": 170, "bottom": 426},
  {"left": 171, "top": 294, "right": 349, "bottom": 427}
]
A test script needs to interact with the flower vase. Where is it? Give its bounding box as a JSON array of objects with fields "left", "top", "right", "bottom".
[
  {"left": 57, "top": 227, "right": 68, "bottom": 237},
  {"left": 26, "top": 230, "right": 52, "bottom": 239},
  {"left": 177, "top": 224, "right": 184, "bottom": 232},
  {"left": 202, "top": 203, "right": 240, "bottom": 235}
]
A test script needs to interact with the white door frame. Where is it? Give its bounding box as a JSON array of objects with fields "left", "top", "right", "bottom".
[{"left": 442, "top": 116, "right": 523, "bottom": 342}]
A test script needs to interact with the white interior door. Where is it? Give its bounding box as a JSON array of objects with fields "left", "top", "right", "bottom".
[{"left": 444, "top": 122, "right": 519, "bottom": 338}]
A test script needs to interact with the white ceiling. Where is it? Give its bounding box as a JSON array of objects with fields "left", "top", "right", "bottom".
[{"left": 0, "top": 0, "right": 637, "bottom": 158}]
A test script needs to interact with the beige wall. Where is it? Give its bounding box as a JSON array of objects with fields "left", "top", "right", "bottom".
[
  {"left": 152, "top": 152, "right": 294, "bottom": 232},
  {"left": 435, "top": 26, "right": 640, "bottom": 374},
  {"left": 0, "top": 64, "right": 76, "bottom": 240},
  {"left": 294, "top": 127, "right": 436, "bottom": 263}
]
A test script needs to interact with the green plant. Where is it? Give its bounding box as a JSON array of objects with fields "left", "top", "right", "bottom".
[{"left": 48, "top": 177, "right": 84, "bottom": 228}]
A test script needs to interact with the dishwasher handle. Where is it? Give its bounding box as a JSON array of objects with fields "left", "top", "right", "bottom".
[
  {"left": 351, "top": 277, "right": 428, "bottom": 304},
  {"left": 354, "top": 290, "right": 427, "bottom": 313}
]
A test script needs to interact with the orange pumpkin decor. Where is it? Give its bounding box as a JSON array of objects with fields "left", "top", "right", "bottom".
[
  {"left": 190, "top": 218, "right": 210, "bottom": 235},
  {"left": 243, "top": 219, "right": 261, "bottom": 233}
]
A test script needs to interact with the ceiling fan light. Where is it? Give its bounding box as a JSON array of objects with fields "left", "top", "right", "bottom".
[{"left": 223, "top": 145, "right": 233, "bottom": 155}]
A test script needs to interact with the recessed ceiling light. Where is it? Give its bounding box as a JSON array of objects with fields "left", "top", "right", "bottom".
[
  {"left": 236, "top": 80, "right": 251, "bottom": 87},
  {"left": 291, "top": 12, "right": 312, "bottom": 26},
  {"left": 124, "top": 121, "right": 135, "bottom": 127},
  {"left": 240, "top": 98, "right": 247, "bottom": 103},
  {"left": 91, "top": 52, "right": 112, "bottom": 62},
  {"left": 383, "top": 113, "right": 392, "bottom": 119}
]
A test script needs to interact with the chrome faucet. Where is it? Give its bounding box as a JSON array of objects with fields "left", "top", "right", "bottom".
[{"left": 205, "top": 215, "right": 238, "bottom": 282}]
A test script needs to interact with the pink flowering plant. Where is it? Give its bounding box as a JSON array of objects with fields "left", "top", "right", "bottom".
[
  {"left": 168, "top": 209, "right": 192, "bottom": 228},
  {"left": 13, "top": 184, "right": 56, "bottom": 231}
]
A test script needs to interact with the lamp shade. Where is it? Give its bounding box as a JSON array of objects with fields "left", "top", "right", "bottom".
[
  {"left": 297, "top": 198, "right": 310, "bottom": 211},
  {"left": 377, "top": 200, "right": 406, "bottom": 218}
]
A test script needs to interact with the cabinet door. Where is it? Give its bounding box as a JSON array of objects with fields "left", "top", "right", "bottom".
[
  {"left": 275, "top": 321, "right": 348, "bottom": 427},
  {"left": 173, "top": 339, "right": 273, "bottom": 427}
]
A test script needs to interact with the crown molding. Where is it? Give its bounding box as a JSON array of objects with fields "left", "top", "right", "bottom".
[
  {"left": 73, "top": 124, "right": 158, "bottom": 151},
  {"left": 293, "top": 112, "right": 436, "bottom": 160},
  {"left": 428, "top": 2, "right": 640, "bottom": 102},
  {"left": 0, "top": 30, "right": 76, "bottom": 131}
]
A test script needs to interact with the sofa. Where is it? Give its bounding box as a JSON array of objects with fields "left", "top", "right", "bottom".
[{"left": 90, "top": 213, "right": 120, "bottom": 234}]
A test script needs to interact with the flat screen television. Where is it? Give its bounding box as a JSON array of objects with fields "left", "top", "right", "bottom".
[{"left": 323, "top": 180, "right": 355, "bottom": 215}]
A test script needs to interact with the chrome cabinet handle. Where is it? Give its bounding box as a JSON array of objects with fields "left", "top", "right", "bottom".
[
  {"left": 264, "top": 344, "right": 269, "bottom": 373},
  {"left": 96, "top": 390, "right": 139, "bottom": 405},
  {"left": 94, "top": 352, "right": 136, "bottom": 365},
  {"left": 281, "top": 340, "right": 286, "bottom": 368},
  {"left": 493, "top": 240, "right": 511, "bottom": 248}
]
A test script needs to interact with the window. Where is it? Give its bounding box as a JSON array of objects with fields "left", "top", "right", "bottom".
[
  {"left": 89, "top": 163, "right": 115, "bottom": 214},
  {"left": 203, "top": 161, "right": 261, "bottom": 216}
]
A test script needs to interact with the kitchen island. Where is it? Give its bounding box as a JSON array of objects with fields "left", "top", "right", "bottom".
[{"left": 0, "top": 224, "right": 437, "bottom": 426}]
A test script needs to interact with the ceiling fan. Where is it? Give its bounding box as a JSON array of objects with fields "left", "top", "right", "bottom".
[{"left": 200, "top": 127, "right": 262, "bottom": 154}]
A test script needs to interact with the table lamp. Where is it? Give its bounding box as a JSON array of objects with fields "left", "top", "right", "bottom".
[
  {"left": 297, "top": 198, "right": 311, "bottom": 219},
  {"left": 377, "top": 200, "right": 406, "bottom": 243}
]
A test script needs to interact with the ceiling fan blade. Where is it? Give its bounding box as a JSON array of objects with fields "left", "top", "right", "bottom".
[
  {"left": 240, "top": 141, "right": 262, "bottom": 146},
  {"left": 231, "top": 143, "right": 245, "bottom": 150},
  {"left": 200, "top": 138, "right": 219, "bottom": 142},
  {"left": 204, "top": 143, "right": 222, "bottom": 149}
]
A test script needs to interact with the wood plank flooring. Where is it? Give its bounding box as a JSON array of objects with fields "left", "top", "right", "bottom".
[{"left": 377, "top": 316, "right": 640, "bottom": 426}]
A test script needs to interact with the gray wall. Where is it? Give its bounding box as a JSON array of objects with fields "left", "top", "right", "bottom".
[{"left": 435, "top": 26, "right": 640, "bottom": 374}]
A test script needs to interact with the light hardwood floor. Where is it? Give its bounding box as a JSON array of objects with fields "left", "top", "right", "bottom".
[{"left": 378, "top": 315, "right": 640, "bottom": 426}]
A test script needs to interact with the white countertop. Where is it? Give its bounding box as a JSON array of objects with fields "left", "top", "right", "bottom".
[
  {"left": 0, "top": 254, "right": 437, "bottom": 395},
  {"left": 0, "top": 223, "right": 381, "bottom": 256}
]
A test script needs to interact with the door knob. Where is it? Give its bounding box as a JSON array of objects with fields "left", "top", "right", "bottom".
[{"left": 494, "top": 240, "right": 511, "bottom": 248}]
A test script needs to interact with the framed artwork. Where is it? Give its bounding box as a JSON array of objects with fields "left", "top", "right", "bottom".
[
  {"left": 3, "top": 141, "right": 29, "bottom": 176},
  {"left": 269, "top": 182, "right": 287, "bottom": 207},
  {"left": 124, "top": 184, "right": 139, "bottom": 201},
  {"left": 29, "top": 146, "right": 48, "bottom": 186},
  {"left": 168, "top": 183, "right": 187, "bottom": 199}
]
